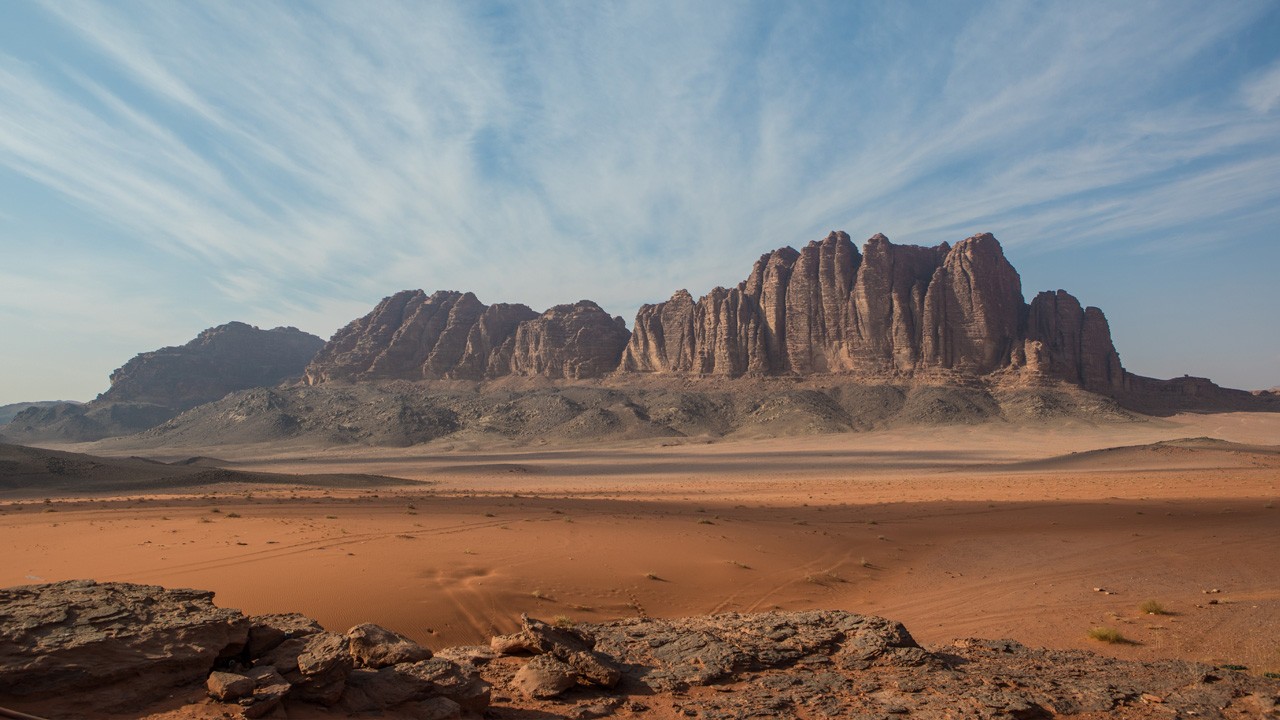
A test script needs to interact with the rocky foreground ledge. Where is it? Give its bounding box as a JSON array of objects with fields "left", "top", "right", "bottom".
[{"left": 0, "top": 582, "right": 1276, "bottom": 719}]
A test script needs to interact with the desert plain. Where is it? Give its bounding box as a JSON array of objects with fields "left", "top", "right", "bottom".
[{"left": 3, "top": 408, "right": 1277, "bottom": 696}]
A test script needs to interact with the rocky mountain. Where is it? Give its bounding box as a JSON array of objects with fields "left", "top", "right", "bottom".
[
  {"left": 101, "top": 321, "right": 325, "bottom": 409},
  {"left": 306, "top": 232, "right": 1123, "bottom": 391},
  {"left": 2, "top": 323, "right": 324, "bottom": 442},
  {"left": 304, "top": 291, "right": 628, "bottom": 383},
  {"left": 0, "top": 400, "right": 81, "bottom": 425},
  {"left": 623, "top": 231, "right": 1124, "bottom": 390},
  {"left": 3, "top": 581, "right": 1276, "bottom": 719}
]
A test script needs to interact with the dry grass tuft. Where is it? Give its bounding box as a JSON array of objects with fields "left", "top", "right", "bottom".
[
  {"left": 1139, "top": 599, "right": 1168, "bottom": 615},
  {"left": 1087, "top": 626, "right": 1128, "bottom": 644}
]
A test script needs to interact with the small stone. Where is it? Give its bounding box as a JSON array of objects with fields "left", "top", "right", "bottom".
[
  {"left": 409, "top": 696, "right": 463, "bottom": 720},
  {"left": 240, "top": 667, "right": 290, "bottom": 719},
  {"left": 206, "top": 671, "right": 254, "bottom": 701},
  {"left": 347, "top": 623, "right": 432, "bottom": 668},
  {"left": 514, "top": 654, "right": 578, "bottom": 699},
  {"left": 434, "top": 645, "right": 499, "bottom": 666}
]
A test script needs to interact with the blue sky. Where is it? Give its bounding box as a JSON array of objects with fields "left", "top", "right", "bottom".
[{"left": 1, "top": 0, "right": 1278, "bottom": 404}]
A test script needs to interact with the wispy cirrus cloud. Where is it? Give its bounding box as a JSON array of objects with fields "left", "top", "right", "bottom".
[{"left": 0, "top": 0, "right": 1278, "bottom": 401}]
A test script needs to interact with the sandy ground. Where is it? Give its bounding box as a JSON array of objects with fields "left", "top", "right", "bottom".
[{"left": 3, "top": 411, "right": 1278, "bottom": 678}]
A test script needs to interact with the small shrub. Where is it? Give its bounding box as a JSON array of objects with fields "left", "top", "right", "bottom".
[
  {"left": 1219, "top": 664, "right": 1248, "bottom": 671},
  {"left": 805, "top": 571, "right": 845, "bottom": 585},
  {"left": 1139, "top": 599, "right": 1168, "bottom": 615},
  {"left": 552, "top": 615, "right": 574, "bottom": 628},
  {"left": 1087, "top": 627, "right": 1128, "bottom": 644},
  {"left": 225, "top": 512, "right": 241, "bottom": 518}
]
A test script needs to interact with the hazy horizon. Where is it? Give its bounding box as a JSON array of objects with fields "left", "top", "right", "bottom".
[{"left": 2, "top": 1, "right": 1279, "bottom": 405}]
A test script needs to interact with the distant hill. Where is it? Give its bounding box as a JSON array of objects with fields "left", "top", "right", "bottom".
[
  {"left": 0, "top": 442, "right": 416, "bottom": 495},
  {"left": 0, "top": 400, "right": 82, "bottom": 425},
  {"left": 2, "top": 323, "right": 323, "bottom": 443}
]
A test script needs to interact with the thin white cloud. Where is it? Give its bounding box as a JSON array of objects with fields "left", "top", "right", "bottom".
[
  {"left": 1242, "top": 58, "right": 1280, "bottom": 113},
  {"left": 0, "top": 0, "right": 1278, "bottom": 400}
]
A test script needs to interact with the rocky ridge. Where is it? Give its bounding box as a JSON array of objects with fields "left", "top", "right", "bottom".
[
  {"left": 0, "top": 401, "right": 80, "bottom": 426},
  {"left": 124, "top": 379, "right": 1143, "bottom": 449},
  {"left": 622, "top": 232, "right": 1124, "bottom": 390},
  {"left": 0, "top": 581, "right": 1276, "bottom": 719},
  {"left": 304, "top": 291, "right": 628, "bottom": 384},
  {"left": 304, "top": 232, "right": 1130, "bottom": 389},
  {"left": 2, "top": 323, "right": 323, "bottom": 442}
]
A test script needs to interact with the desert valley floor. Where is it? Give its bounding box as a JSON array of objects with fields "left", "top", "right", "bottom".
[
  {"left": 5, "top": 409, "right": 1274, "bottom": 681},
  {"left": 3, "top": 410, "right": 1278, "bottom": 689}
]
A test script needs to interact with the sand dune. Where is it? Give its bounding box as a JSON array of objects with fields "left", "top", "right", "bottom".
[{"left": 0, "top": 442, "right": 420, "bottom": 496}]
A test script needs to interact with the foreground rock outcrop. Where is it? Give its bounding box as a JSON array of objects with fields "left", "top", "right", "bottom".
[
  {"left": 1, "top": 581, "right": 1276, "bottom": 719},
  {"left": 1, "top": 323, "right": 323, "bottom": 442},
  {"left": 0, "top": 581, "right": 488, "bottom": 718},
  {"left": 0, "top": 580, "right": 249, "bottom": 712}
]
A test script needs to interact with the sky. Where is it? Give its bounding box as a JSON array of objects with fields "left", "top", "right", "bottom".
[{"left": 1, "top": 0, "right": 1278, "bottom": 405}]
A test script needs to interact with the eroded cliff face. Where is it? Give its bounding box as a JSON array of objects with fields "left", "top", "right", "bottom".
[
  {"left": 621, "top": 231, "right": 1075, "bottom": 380},
  {"left": 307, "top": 231, "right": 1127, "bottom": 388},
  {"left": 1024, "top": 290, "right": 1125, "bottom": 391},
  {"left": 508, "top": 301, "right": 630, "bottom": 380},
  {"left": 305, "top": 294, "right": 626, "bottom": 383}
]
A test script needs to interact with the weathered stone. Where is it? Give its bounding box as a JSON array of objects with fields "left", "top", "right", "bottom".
[
  {"left": 492, "top": 615, "right": 621, "bottom": 688},
  {"left": 240, "top": 666, "right": 290, "bottom": 719},
  {"left": 206, "top": 670, "right": 254, "bottom": 701},
  {"left": 245, "top": 612, "right": 324, "bottom": 658},
  {"left": 338, "top": 657, "right": 490, "bottom": 713},
  {"left": 396, "top": 658, "right": 492, "bottom": 712},
  {"left": 409, "top": 696, "right": 464, "bottom": 720},
  {"left": 347, "top": 622, "right": 432, "bottom": 668},
  {"left": 339, "top": 667, "right": 425, "bottom": 712},
  {"left": 436, "top": 644, "right": 500, "bottom": 666},
  {"left": 513, "top": 654, "right": 578, "bottom": 699},
  {"left": 258, "top": 631, "right": 352, "bottom": 705},
  {"left": 0, "top": 580, "right": 249, "bottom": 712}
]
